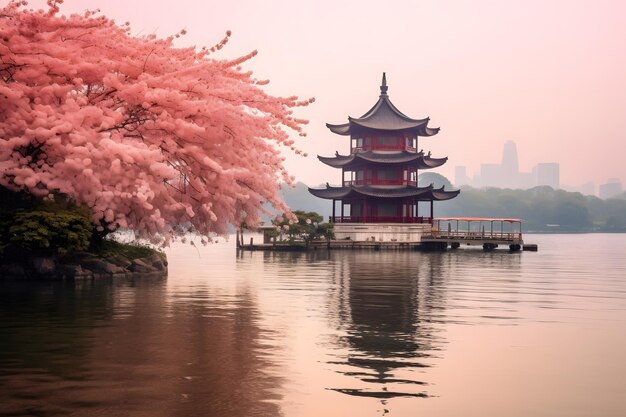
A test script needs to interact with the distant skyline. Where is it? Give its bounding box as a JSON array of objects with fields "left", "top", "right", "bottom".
[
  {"left": 29, "top": 0, "right": 626, "bottom": 188},
  {"left": 455, "top": 140, "right": 563, "bottom": 191}
]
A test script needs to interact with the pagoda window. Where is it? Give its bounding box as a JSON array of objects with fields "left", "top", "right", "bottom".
[
  {"left": 377, "top": 169, "right": 401, "bottom": 180},
  {"left": 405, "top": 136, "right": 416, "bottom": 150},
  {"left": 376, "top": 136, "right": 401, "bottom": 149},
  {"left": 343, "top": 170, "right": 352, "bottom": 185}
]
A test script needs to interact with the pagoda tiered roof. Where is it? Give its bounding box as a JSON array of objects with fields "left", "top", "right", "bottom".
[
  {"left": 318, "top": 150, "right": 448, "bottom": 170},
  {"left": 308, "top": 183, "right": 460, "bottom": 201},
  {"left": 326, "top": 73, "right": 440, "bottom": 136}
]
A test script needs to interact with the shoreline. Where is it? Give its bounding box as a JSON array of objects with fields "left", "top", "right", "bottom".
[{"left": 0, "top": 249, "right": 167, "bottom": 280}]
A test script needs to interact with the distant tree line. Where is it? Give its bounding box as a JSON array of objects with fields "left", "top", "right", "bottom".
[
  {"left": 433, "top": 186, "right": 626, "bottom": 232},
  {"left": 281, "top": 178, "right": 626, "bottom": 233}
]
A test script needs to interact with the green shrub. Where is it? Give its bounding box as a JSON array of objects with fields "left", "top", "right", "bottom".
[
  {"left": 96, "top": 239, "right": 161, "bottom": 260},
  {"left": 8, "top": 209, "right": 92, "bottom": 254},
  {"left": 271, "top": 211, "right": 334, "bottom": 246}
]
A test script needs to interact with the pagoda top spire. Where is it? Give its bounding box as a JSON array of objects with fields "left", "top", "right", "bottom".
[
  {"left": 326, "top": 73, "right": 439, "bottom": 136},
  {"left": 380, "top": 72, "right": 388, "bottom": 96}
]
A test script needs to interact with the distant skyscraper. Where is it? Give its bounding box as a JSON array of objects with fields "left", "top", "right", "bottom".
[
  {"left": 599, "top": 178, "right": 623, "bottom": 199},
  {"left": 534, "top": 163, "right": 560, "bottom": 189},
  {"left": 472, "top": 141, "right": 563, "bottom": 190},
  {"left": 501, "top": 140, "right": 519, "bottom": 179}
]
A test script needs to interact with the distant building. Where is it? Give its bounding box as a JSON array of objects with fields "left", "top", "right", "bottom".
[
  {"left": 454, "top": 166, "right": 470, "bottom": 187},
  {"left": 479, "top": 163, "right": 502, "bottom": 188},
  {"left": 517, "top": 172, "right": 535, "bottom": 189},
  {"left": 472, "top": 141, "right": 523, "bottom": 188},
  {"left": 562, "top": 182, "right": 595, "bottom": 196},
  {"left": 599, "top": 178, "right": 623, "bottom": 199},
  {"left": 464, "top": 141, "right": 563, "bottom": 190},
  {"left": 501, "top": 140, "right": 519, "bottom": 186},
  {"left": 533, "top": 163, "right": 560, "bottom": 189},
  {"left": 579, "top": 182, "right": 595, "bottom": 196}
]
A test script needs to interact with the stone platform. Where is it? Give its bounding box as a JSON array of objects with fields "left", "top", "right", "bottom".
[{"left": 333, "top": 222, "right": 431, "bottom": 243}]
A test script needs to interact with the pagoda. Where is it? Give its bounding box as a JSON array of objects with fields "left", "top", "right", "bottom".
[{"left": 309, "top": 73, "right": 459, "bottom": 242}]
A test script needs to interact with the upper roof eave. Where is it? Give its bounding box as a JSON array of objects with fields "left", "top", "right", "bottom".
[
  {"left": 326, "top": 122, "right": 351, "bottom": 136},
  {"left": 317, "top": 151, "right": 448, "bottom": 169}
]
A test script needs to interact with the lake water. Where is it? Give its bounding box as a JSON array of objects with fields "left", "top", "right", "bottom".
[{"left": 1, "top": 234, "right": 625, "bottom": 417}]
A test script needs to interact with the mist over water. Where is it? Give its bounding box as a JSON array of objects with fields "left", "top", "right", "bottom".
[{"left": 1, "top": 234, "right": 625, "bottom": 416}]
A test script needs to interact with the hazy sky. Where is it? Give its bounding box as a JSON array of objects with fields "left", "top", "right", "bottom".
[{"left": 26, "top": 0, "right": 626, "bottom": 188}]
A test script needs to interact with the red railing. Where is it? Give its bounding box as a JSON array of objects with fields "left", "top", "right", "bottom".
[
  {"left": 343, "top": 179, "right": 417, "bottom": 187},
  {"left": 430, "top": 230, "right": 522, "bottom": 241},
  {"left": 331, "top": 216, "right": 432, "bottom": 224},
  {"left": 352, "top": 145, "right": 417, "bottom": 152}
]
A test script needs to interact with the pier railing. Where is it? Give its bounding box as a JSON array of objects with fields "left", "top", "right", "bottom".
[
  {"left": 429, "top": 217, "right": 524, "bottom": 242},
  {"left": 430, "top": 230, "right": 522, "bottom": 241}
]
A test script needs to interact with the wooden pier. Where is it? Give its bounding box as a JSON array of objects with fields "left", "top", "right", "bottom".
[
  {"left": 422, "top": 217, "right": 528, "bottom": 251},
  {"left": 239, "top": 240, "right": 423, "bottom": 251},
  {"left": 421, "top": 232, "right": 523, "bottom": 251},
  {"left": 237, "top": 218, "right": 537, "bottom": 252}
]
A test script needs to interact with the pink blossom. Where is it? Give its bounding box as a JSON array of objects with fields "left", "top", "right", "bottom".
[{"left": 0, "top": 1, "right": 311, "bottom": 245}]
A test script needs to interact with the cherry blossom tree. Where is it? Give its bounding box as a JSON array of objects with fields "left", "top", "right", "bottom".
[{"left": 0, "top": 0, "right": 311, "bottom": 244}]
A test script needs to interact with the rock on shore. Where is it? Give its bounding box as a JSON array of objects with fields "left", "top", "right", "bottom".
[{"left": 0, "top": 252, "right": 167, "bottom": 279}]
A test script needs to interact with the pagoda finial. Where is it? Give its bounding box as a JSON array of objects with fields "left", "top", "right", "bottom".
[{"left": 380, "top": 72, "right": 388, "bottom": 96}]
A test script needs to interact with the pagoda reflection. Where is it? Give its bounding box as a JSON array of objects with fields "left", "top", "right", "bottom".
[{"left": 326, "top": 251, "right": 447, "bottom": 400}]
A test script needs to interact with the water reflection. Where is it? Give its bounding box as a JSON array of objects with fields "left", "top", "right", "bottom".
[
  {"left": 2, "top": 235, "right": 626, "bottom": 417},
  {"left": 325, "top": 252, "right": 444, "bottom": 400},
  {"left": 0, "top": 275, "right": 284, "bottom": 417}
]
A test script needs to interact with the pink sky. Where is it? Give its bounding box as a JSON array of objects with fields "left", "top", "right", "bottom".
[{"left": 27, "top": 0, "right": 626, "bottom": 188}]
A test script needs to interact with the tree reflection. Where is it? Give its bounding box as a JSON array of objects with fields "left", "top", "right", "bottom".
[{"left": 0, "top": 277, "right": 283, "bottom": 417}]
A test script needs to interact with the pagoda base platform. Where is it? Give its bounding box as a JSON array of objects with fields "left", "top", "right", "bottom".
[{"left": 333, "top": 222, "right": 432, "bottom": 243}]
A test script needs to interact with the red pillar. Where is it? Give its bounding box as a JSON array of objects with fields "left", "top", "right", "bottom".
[
  {"left": 362, "top": 198, "right": 367, "bottom": 223},
  {"left": 430, "top": 200, "right": 434, "bottom": 223}
]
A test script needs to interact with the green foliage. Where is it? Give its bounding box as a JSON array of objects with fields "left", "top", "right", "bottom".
[
  {"left": 434, "top": 186, "right": 626, "bottom": 232},
  {"left": 96, "top": 239, "right": 162, "bottom": 260},
  {"left": 0, "top": 187, "right": 96, "bottom": 256},
  {"left": 418, "top": 172, "right": 454, "bottom": 190},
  {"left": 6, "top": 208, "right": 92, "bottom": 254},
  {"left": 271, "top": 210, "right": 334, "bottom": 245},
  {"left": 0, "top": 188, "right": 163, "bottom": 260}
]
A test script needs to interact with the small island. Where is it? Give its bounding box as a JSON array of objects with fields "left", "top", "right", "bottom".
[
  {"left": 0, "top": 1, "right": 313, "bottom": 280},
  {"left": 0, "top": 188, "right": 167, "bottom": 279}
]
